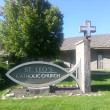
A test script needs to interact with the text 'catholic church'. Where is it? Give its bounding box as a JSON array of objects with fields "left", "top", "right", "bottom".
[{"left": 60, "top": 34, "right": 110, "bottom": 70}]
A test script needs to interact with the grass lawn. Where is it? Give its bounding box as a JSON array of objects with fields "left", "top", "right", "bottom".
[
  {"left": 0, "top": 74, "right": 110, "bottom": 110},
  {"left": 91, "top": 70, "right": 110, "bottom": 73}
]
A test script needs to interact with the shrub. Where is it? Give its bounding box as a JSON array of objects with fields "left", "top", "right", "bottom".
[
  {"left": 0, "top": 58, "right": 9, "bottom": 88},
  {"left": 52, "top": 59, "right": 65, "bottom": 67},
  {"left": 0, "top": 78, "right": 5, "bottom": 87}
]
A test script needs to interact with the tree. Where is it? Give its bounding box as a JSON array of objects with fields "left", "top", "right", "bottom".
[{"left": 0, "top": 0, "right": 64, "bottom": 59}]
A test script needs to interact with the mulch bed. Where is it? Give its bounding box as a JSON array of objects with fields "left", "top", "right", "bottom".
[{"left": 10, "top": 85, "right": 84, "bottom": 97}]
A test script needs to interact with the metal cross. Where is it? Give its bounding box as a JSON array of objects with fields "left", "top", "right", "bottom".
[{"left": 79, "top": 21, "right": 96, "bottom": 39}]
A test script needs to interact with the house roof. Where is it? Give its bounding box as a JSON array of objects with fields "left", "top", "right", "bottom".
[{"left": 61, "top": 34, "right": 110, "bottom": 51}]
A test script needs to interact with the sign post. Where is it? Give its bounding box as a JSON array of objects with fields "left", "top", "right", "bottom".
[{"left": 79, "top": 21, "right": 96, "bottom": 92}]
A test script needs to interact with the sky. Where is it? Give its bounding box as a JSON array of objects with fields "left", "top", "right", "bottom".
[{"left": 0, "top": 0, "right": 110, "bottom": 38}]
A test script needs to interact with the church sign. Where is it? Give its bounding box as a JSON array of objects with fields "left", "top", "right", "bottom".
[{"left": 6, "top": 61, "right": 70, "bottom": 87}]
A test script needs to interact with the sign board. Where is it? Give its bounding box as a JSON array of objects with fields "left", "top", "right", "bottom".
[{"left": 6, "top": 61, "right": 70, "bottom": 87}]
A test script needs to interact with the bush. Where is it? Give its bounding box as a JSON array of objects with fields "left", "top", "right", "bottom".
[
  {"left": 0, "top": 58, "right": 9, "bottom": 88},
  {"left": 0, "top": 78, "right": 5, "bottom": 86},
  {"left": 52, "top": 59, "right": 65, "bottom": 67}
]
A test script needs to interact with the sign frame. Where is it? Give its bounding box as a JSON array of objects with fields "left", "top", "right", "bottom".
[{"left": 6, "top": 61, "right": 70, "bottom": 87}]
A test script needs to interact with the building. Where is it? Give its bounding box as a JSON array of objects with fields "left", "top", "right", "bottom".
[
  {"left": 1, "top": 33, "right": 110, "bottom": 70},
  {"left": 60, "top": 34, "right": 110, "bottom": 70}
]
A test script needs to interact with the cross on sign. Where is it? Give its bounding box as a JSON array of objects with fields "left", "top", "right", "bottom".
[{"left": 79, "top": 21, "right": 96, "bottom": 38}]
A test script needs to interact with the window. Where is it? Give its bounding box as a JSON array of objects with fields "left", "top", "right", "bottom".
[
  {"left": 98, "top": 55, "right": 103, "bottom": 62},
  {"left": 97, "top": 54, "right": 103, "bottom": 69}
]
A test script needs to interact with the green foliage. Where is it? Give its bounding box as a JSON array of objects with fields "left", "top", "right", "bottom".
[
  {"left": 52, "top": 59, "right": 65, "bottom": 67},
  {"left": 0, "top": 0, "right": 64, "bottom": 59},
  {"left": 0, "top": 78, "right": 5, "bottom": 87},
  {"left": 0, "top": 58, "right": 8, "bottom": 88}
]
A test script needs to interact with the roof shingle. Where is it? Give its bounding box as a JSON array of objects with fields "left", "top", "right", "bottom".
[{"left": 61, "top": 34, "right": 110, "bottom": 50}]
